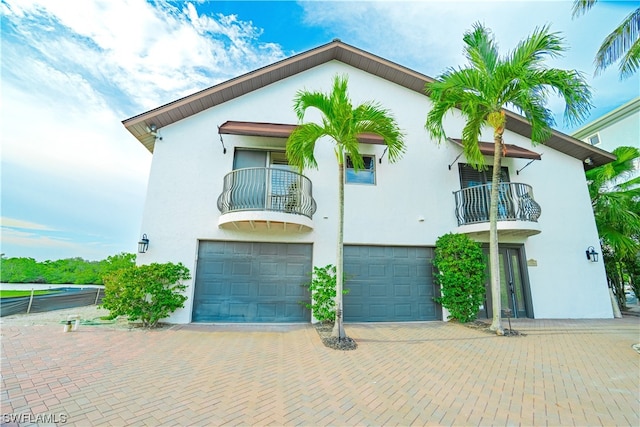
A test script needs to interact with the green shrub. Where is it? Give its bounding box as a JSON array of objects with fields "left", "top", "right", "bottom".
[
  {"left": 302, "top": 264, "right": 349, "bottom": 323},
  {"left": 433, "top": 233, "right": 487, "bottom": 323},
  {"left": 101, "top": 262, "right": 191, "bottom": 328}
]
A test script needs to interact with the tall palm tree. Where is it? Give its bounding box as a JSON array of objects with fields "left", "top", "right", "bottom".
[
  {"left": 572, "top": 0, "right": 640, "bottom": 78},
  {"left": 286, "top": 74, "right": 405, "bottom": 338},
  {"left": 586, "top": 146, "right": 640, "bottom": 308},
  {"left": 425, "top": 23, "right": 592, "bottom": 334}
]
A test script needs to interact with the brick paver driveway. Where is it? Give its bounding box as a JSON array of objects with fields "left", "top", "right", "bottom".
[{"left": 2, "top": 316, "right": 639, "bottom": 426}]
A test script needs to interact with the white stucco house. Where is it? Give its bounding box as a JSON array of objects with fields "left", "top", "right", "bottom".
[{"left": 123, "top": 40, "right": 616, "bottom": 324}]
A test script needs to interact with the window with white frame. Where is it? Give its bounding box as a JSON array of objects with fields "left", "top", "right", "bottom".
[
  {"left": 587, "top": 134, "right": 600, "bottom": 146},
  {"left": 346, "top": 155, "right": 376, "bottom": 184}
]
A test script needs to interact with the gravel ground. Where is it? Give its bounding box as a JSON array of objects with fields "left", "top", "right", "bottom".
[
  {"left": 314, "top": 322, "right": 358, "bottom": 350},
  {"left": 0, "top": 305, "right": 135, "bottom": 330}
]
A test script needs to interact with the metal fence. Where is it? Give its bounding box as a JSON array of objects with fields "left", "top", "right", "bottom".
[{"left": 0, "top": 287, "right": 104, "bottom": 317}]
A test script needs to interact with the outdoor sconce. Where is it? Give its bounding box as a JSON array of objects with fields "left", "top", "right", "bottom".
[
  {"left": 138, "top": 234, "right": 149, "bottom": 253},
  {"left": 586, "top": 246, "right": 599, "bottom": 262}
]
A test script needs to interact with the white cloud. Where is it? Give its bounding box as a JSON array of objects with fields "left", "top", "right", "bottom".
[
  {"left": 298, "top": 0, "right": 640, "bottom": 128},
  {"left": 1, "top": 228, "right": 76, "bottom": 249},
  {"left": 1, "top": 218, "right": 58, "bottom": 231},
  {"left": 2, "top": 0, "right": 287, "bottom": 111}
]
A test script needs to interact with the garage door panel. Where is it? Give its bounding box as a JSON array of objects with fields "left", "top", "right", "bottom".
[
  {"left": 193, "top": 242, "right": 311, "bottom": 322},
  {"left": 346, "top": 282, "right": 364, "bottom": 297},
  {"left": 232, "top": 242, "right": 252, "bottom": 255},
  {"left": 394, "top": 265, "right": 410, "bottom": 277},
  {"left": 370, "top": 284, "right": 388, "bottom": 297},
  {"left": 287, "top": 244, "right": 311, "bottom": 256},
  {"left": 344, "top": 245, "right": 438, "bottom": 322},
  {"left": 229, "top": 303, "right": 252, "bottom": 319},
  {"left": 369, "top": 304, "right": 388, "bottom": 319},
  {"left": 230, "top": 282, "right": 250, "bottom": 297},
  {"left": 259, "top": 262, "right": 279, "bottom": 276},
  {"left": 393, "top": 247, "right": 409, "bottom": 258},
  {"left": 369, "top": 264, "right": 386, "bottom": 277},
  {"left": 394, "top": 284, "right": 411, "bottom": 297},
  {"left": 285, "top": 283, "right": 306, "bottom": 297},
  {"left": 394, "top": 304, "right": 412, "bottom": 317},
  {"left": 285, "top": 262, "right": 307, "bottom": 276},
  {"left": 420, "top": 303, "right": 435, "bottom": 317},
  {"left": 232, "top": 261, "right": 252, "bottom": 275},
  {"left": 285, "top": 303, "right": 307, "bottom": 319},
  {"left": 256, "top": 303, "right": 277, "bottom": 320}
]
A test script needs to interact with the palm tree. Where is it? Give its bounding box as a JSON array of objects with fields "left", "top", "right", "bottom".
[
  {"left": 586, "top": 146, "right": 640, "bottom": 308},
  {"left": 572, "top": 0, "right": 640, "bottom": 78},
  {"left": 425, "top": 23, "right": 592, "bottom": 334},
  {"left": 286, "top": 74, "right": 405, "bottom": 338}
]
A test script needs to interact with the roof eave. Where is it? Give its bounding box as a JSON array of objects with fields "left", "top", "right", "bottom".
[{"left": 122, "top": 39, "right": 617, "bottom": 168}]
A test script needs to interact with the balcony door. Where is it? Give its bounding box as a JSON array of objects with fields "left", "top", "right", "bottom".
[
  {"left": 459, "top": 164, "right": 513, "bottom": 220},
  {"left": 232, "top": 149, "right": 295, "bottom": 212},
  {"left": 232, "top": 150, "right": 268, "bottom": 209}
]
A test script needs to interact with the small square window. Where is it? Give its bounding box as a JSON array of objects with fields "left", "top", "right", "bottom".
[
  {"left": 587, "top": 134, "right": 600, "bottom": 146},
  {"left": 346, "top": 155, "right": 375, "bottom": 184}
]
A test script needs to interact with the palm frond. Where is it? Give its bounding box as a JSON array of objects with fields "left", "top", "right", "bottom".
[
  {"left": 462, "top": 23, "right": 500, "bottom": 76},
  {"left": 619, "top": 175, "right": 640, "bottom": 191},
  {"left": 293, "top": 90, "right": 332, "bottom": 122},
  {"left": 532, "top": 68, "right": 593, "bottom": 126},
  {"left": 571, "top": 0, "right": 598, "bottom": 18},
  {"left": 353, "top": 102, "right": 406, "bottom": 163},
  {"left": 508, "top": 25, "right": 565, "bottom": 68},
  {"left": 460, "top": 114, "right": 486, "bottom": 169},
  {"left": 619, "top": 30, "right": 640, "bottom": 78},
  {"left": 595, "top": 8, "right": 640, "bottom": 77},
  {"left": 285, "top": 123, "right": 325, "bottom": 171}
]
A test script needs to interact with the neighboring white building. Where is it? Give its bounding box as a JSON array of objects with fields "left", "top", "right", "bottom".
[
  {"left": 123, "top": 40, "right": 616, "bottom": 324},
  {"left": 572, "top": 97, "right": 640, "bottom": 175},
  {"left": 572, "top": 97, "right": 639, "bottom": 153}
]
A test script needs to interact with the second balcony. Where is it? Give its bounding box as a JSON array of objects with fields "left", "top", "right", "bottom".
[
  {"left": 217, "top": 167, "right": 317, "bottom": 231},
  {"left": 453, "top": 182, "right": 542, "bottom": 237}
]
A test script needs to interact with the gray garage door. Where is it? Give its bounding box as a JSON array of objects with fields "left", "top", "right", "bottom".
[
  {"left": 192, "top": 241, "right": 312, "bottom": 322},
  {"left": 343, "top": 245, "right": 439, "bottom": 322}
]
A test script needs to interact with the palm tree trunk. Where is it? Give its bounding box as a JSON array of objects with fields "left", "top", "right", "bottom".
[
  {"left": 332, "top": 159, "right": 346, "bottom": 339},
  {"left": 489, "top": 132, "right": 505, "bottom": 335}
]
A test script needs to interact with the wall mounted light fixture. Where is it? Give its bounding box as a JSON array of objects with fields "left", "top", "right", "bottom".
[
  {"left": 585, "top": 246, "right": 598, "bottom": 262},
  {"left": 138, "top": 234, "right": 150, "bottom": 253},
  {"left": 146, "top": 124, "right": 162, "bottom": 141}
]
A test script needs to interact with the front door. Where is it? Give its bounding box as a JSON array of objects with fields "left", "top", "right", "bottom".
[{"left": 478, "top": 246, "right": 532, "bottom": 319}]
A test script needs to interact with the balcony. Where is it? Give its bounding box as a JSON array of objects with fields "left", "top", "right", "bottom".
[
  {"left": 453, "top": 183, "right": 542, "bottom": 237},
  {"left": 217, "top": 167, "right": 317, "bottom": 231}
]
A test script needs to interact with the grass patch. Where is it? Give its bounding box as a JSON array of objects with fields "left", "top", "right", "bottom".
[{"left": 0, "top": 290, "right": 61, "bottom": 299}]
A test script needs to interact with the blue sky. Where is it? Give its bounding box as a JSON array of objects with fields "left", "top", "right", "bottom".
[{"left": 2, "top": 0, "right": 639, "bottom": 261}]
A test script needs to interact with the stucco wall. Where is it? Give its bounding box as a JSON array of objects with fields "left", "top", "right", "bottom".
[{"left": 137, "top": 61, "right": 612, "bottom": 323}]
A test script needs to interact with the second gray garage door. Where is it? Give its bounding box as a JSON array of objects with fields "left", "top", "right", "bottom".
[
  {"left": 343, "top": 245, "right": 439, "bottom": 322},
  {"left": 192, "top": 241, "right": 311, "bottom": 322}
]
